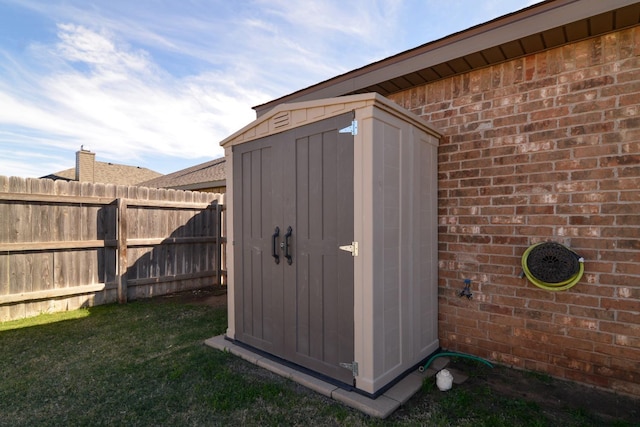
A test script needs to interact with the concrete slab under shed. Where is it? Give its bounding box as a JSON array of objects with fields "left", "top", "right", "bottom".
[{"left": 205, "top": 335, "right": 436, "bottom": 419}]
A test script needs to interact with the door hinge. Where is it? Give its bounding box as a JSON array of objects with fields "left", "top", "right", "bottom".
[
  {"left": 339, "top": 120, "right": 358, "bottom": 136},
  {"left": 339, "top": 361, "right": 358, "bottom": 377},
  {"left": 338, "top": 241, "right": 358, "bottom": 256}
]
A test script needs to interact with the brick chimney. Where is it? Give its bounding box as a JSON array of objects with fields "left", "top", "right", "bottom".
[{"left": 76, "top": 147, "right": 95, "bottom": 182}]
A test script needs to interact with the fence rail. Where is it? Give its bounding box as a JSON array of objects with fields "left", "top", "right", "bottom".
[{"left": 0, "top": 176, "right": 225, "bottom": 321}]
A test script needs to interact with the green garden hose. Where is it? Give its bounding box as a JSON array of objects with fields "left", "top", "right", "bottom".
[{"left": 418, "top": 352, "right": 493, "bottom": 373}]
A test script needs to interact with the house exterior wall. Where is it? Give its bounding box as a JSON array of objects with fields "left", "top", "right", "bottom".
[{"left": 387, "top": 25, "right": 640, "bottom": 396}]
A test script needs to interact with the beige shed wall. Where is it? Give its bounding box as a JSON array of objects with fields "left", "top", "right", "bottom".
[{"left": 354, "top": 105, "right": 439, "bottom": 393}]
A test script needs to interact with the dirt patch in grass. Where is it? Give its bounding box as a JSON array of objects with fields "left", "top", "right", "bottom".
[
  {"left": 442, "top": 358, "right": 640, "bottom": 426},
  {"left": 484, "top": 363, "right": 639, "bottom": 425},
  {"left": 148, "top": 286, "right": 228, "bottom": 309}
]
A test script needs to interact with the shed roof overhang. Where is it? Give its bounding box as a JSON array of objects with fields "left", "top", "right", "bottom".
[
  {"left": 253, "top": 0, "right": 640, "bottom": 117},
  {"left": 222, "top": 93, "right": 441, "bottom": 149}
]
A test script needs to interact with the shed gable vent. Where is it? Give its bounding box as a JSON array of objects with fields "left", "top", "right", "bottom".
[{"left": 272, "top": 111, "right": 290, "bottom": 129}]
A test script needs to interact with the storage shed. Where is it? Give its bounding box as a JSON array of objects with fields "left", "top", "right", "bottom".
[{"left": 221, "top": 93, "right": 441, "bottom": 395}]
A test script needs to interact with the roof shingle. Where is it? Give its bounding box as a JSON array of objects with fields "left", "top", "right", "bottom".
[
  {"left": 138, "top": 157, "right": 225, "bottom": 190},
  {"left": 43, "top": 161, "right": 161, "bottom": 186}
]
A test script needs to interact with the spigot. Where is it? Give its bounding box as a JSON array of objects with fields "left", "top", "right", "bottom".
[{"left": 459, "top": 279, "right": 472, "bottom": 299}]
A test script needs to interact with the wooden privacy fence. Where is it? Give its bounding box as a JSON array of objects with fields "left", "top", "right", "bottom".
[{"left": 0, "top": 176, "right": 225, "bottom": 322}]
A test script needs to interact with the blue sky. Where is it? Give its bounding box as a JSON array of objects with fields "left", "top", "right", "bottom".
[{"left": 0, "top": 0, "right": 540, "bottom": 179}]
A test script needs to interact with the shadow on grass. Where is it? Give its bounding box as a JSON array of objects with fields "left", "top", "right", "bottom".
[{"left": 1, "top": 301, "right": 639, "bottom": 427}]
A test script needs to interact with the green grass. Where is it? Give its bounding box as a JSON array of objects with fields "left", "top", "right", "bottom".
[
  {"left": 0, "top": 301, "right": 365, "bottom": 426},
  {"left": 1, "top": 300, "right": 638, "bottom": 426}
]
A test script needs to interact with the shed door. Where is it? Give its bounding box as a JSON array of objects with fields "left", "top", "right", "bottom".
[{"left": 233, "top": 112, "right": 355, "bottom": 385}]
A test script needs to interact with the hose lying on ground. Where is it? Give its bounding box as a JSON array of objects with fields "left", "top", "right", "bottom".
[{"left": 418, "top": 352, "right": 493, "bottom": 373}]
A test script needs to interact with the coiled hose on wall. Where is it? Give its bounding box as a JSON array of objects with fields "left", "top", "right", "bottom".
[{"left": 521, "top": 242, "right": 584, "bottom": 291}]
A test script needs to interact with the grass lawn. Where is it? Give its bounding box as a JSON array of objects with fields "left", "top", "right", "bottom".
[{"left": 1, "top": 296, "right": 638, "bottom": 426}]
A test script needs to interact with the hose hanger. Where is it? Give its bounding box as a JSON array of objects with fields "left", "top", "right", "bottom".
[{"left": 521, "top": 242, "right": 584, "bottom": 291}]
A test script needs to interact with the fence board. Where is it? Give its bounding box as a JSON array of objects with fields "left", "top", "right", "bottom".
[
  {"left": 117, "top": 198, "right": 128, "bottom": 303},
  {"left": 0, "top": 176, "right": 225, "bottom": 321},
  {"left": 0, "top": 284, "right": 106, "bottom": 304}
]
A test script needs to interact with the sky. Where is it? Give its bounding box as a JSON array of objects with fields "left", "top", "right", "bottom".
[{"left": 0, "top": 0, "right": 541, "bottom": 179}]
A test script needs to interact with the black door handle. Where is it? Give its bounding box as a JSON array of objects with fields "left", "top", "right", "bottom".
[
  {"left": 272, "top": 226, "right": 280, "bottom": 265},
  {"left": 284, "top": 226, "right": 293, "bottom": 265}
]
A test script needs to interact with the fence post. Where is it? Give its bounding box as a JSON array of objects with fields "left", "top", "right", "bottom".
[
  {"left": 116, "top": 198, "right": 128, "bottom": 303},
  {"left": 215, "top": 202, "right": 223, "bottom": 287}
]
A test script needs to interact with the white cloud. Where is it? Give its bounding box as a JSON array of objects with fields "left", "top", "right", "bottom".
[
  {"left": 0, "top": 23, "right": 264, "bottom": 171},
  {"left": 0, "top": 0, "right": 538, "bottom": 178},
  {"left": 0, "top": 1, "right": 401, "bottom": 177}
]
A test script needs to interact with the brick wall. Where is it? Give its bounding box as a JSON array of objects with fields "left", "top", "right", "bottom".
[{"left": 387, "top": 26, "right": 640, "bottom": 396}]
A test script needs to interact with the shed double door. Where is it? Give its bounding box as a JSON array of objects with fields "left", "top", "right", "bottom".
[{"left": 233, "top": 112, "right": 355, "bottom": 385}]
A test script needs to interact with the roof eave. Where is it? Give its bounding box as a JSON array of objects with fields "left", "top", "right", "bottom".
[
  {"left": 164, "top": 180, "right": 226, "bottom": 191},
  {"left": 253, "top": 0, "right": 640, "bottom": 117}
]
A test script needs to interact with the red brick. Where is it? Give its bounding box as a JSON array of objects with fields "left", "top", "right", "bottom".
[
  {"left": 527, "top": 299, "right": 568, "bottom": 314},
  {"left": 571, "top": 168, "right": 615, "bottom": 180},
  {"left": 548, "top": 334, "right": 595, "bottom": 351},
  {"left": 515, "top": 224, "right": 555, "bottom": 237},
  {"left": 529, "top": 193, "right": 570, "bottom": 204},
  {"left": 491, "top": 235, "right": 529, "bottom": 246},
  {"left": 559, "top": 111, "right": 605, "bottom": 127},
  {"left": 514, "top": 307, "right": 554, "bottom": 322},
  {"left": 594, "top": 342, "right": 640, "bottom": 360},
  {"left": 557, "top": 89, "right": 599, "bottom": 105},
  {"left": 568, "top": 214, "right": 613, "bottom": 225},
  {"left": 601, "top": 80, "right": 640, "bottom": 97},
  {"left": 620, "top": 91, "right": 640, "bottom": 107},
  {"left": 483, "top": 126, "right": 519, "bottom": 138},
  {"left": 555, "top": 158, "right": 598, "bottom": 171},
  {"left": 557, "top": 134, "right": 600, "bottom": 149},
  {"left": 600, "top": 177, "right": 640, "bottom": 191},
  {"left": 450, "top": 150, "right": 481, "bottom": 165},
  {"left": 571, "top": 121, "right": 615, "bottom": 136},
  {"left": 528, "top": 172, "right": 569, "bottom": 183},
  {"left": 569, "top": 75, "right": 614, "bottom": 92},
  {"left": 527, "top": 129, "right": 568, "bottom": 142},
  {"left": 515, "top": 205, "right": 554, "bottom": 215},
  {"left": 572, "top": 272, "right": 602, "bottom": 288},
  {"left": 619, "top": 166, "right": 640, "bottom": 177},
  {"left": 481, "top": 104, "right": 515, "bottom": 120},
  {"left": 600, "top": 297, "right": 640, "bottom": 311},
  {"left": 555, "top": 180, "right": 598, "bottom": 192}
]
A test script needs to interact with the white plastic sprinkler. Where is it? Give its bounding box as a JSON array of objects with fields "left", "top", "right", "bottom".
[{"left": 436, "top": 369, "right": 453, "bottom": 391}]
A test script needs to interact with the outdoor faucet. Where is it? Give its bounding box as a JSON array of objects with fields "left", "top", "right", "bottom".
[{"left": 459, "top": 279, "right": 472, "bottom": 299}]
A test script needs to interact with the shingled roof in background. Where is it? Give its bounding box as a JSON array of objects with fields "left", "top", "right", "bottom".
[
  {"left": 137, "top": 157, "right": 225, "bottom": 191},
  {"left": 41, "top": 149, "right": 161, "bottom": 186}
]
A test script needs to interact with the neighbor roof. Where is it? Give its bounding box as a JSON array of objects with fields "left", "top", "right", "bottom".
[
  {"left": 254, "top": 0, "right": 640, "bottom": 116},
  {"left": 138, "top": 157, "right": 225, "bottom": 191},
  {"left": 42, "top": 162, "right": 161, "bottom": 186}
]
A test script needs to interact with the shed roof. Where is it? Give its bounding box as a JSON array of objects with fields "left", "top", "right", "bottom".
[
  {"left": 254, "top": 0, "right": 640, "bottom": 116},
  {"left": 221, "top": 93, "right": 441, "bottom": 149},
  {"left": 138, "top": 157, "right": 226, "bottom": 190}
]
